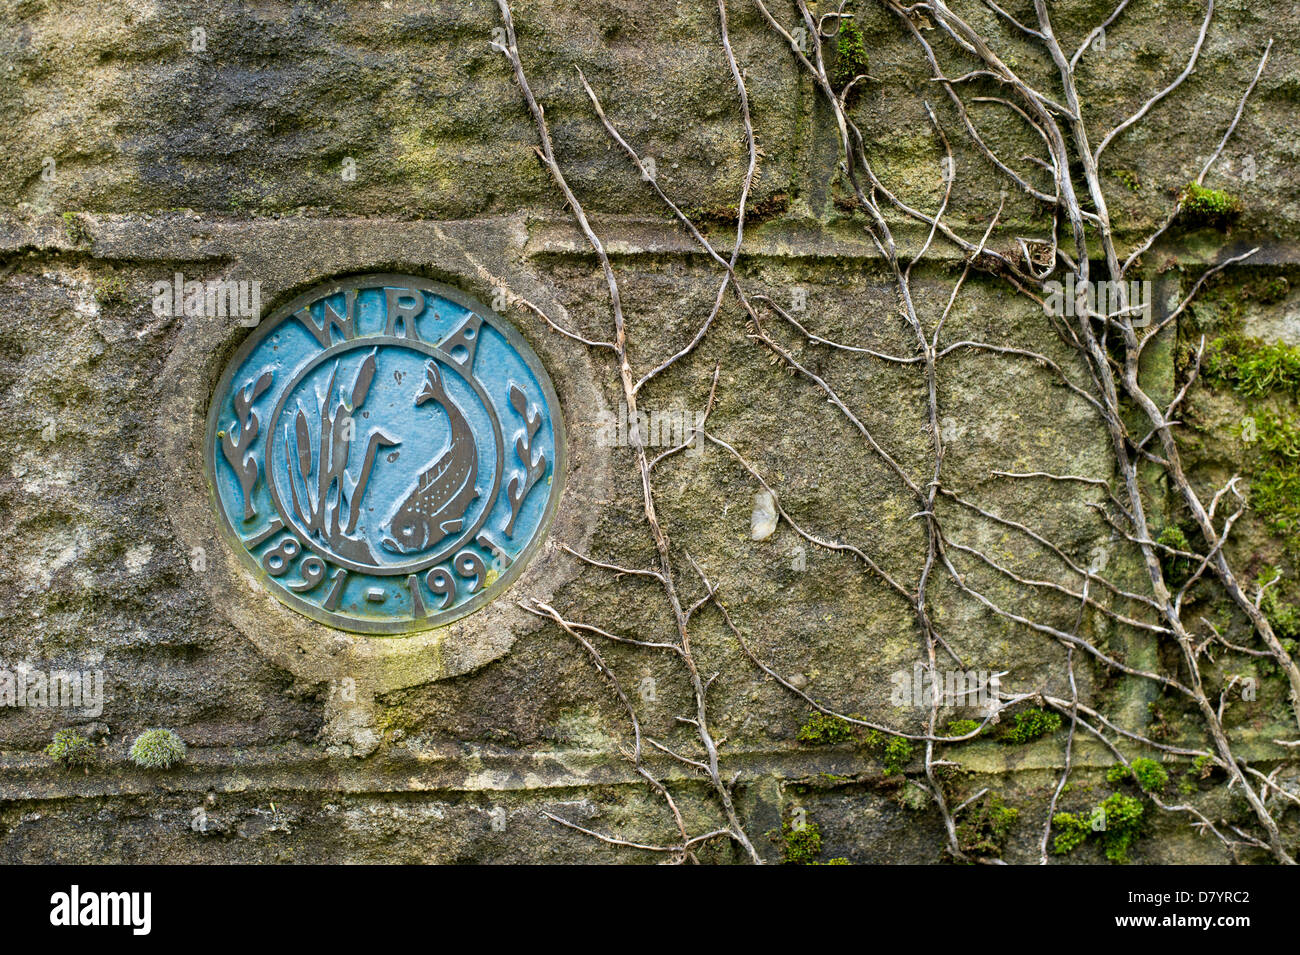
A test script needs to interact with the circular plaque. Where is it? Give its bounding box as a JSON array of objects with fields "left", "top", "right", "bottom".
[{"left": 205, "top": 274, "right": 565, "bottom": 634}]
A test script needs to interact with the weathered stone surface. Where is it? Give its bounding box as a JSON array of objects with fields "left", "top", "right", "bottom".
[{"left": 1, "top": 0, "right": 1297, "bottom": 863}]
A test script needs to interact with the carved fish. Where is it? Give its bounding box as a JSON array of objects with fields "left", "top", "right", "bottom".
[{"left": 382, "top": 361, "right": 479, "bottom": 554}]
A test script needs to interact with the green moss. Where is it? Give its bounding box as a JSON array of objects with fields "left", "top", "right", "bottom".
[
  {"left": 1132, "top": 758, "right": 1169, "bottom": 792},
  {"left": 61, "top": 211, "right": 91, "bottom": 246},
  {"left": 1258, "top": 567, "right": 1300, "bottom": 644},
  {"left": 833, "top": 17, "right": 869, "bottom": 88},
  {"left": 858, "top": 728, "right": 912, "bottom": 774},
  {"left": 1245, "top": 413, "right": 1300, "bottom": 546},
  {"left": 1098, "top": 793, "right": 1146, "bottom": 863},
  {"left": 781, "top": 818, "right": 823, "bottom": 864},
  {"left": 1258, "top": 277, "right": 1290, "bottom": 304},
  {"left": 1051, "top": 810, "right": 1092, "bottom": 855},
  {"left": 94, "top": 274, "right": 128, "bottom": 307},
  {"left": 956, "top": 793, "right": 1019, "bottom": 860},
  {"left": 945, "top": 718, "right": 983, "bottom": 737},
  {"left": 880, "top": 735, "right": 914, "bottom": 775},
  {"left": 1192, "top": 754, "right": 1217, "bottom": 778},
  {"left": 1156, "top": 526, "right": 1189, "bottom": 552},
  {"left": 1206, "top": 335, "right": 1300, "bottom": 399},
  {"left": 1000, "top": 708, "right": 1062, "bottom": 744},
  {"left": 128, "top": 728, "right": 187, "bottom": 769},
  {"left": 796, "top": 711, "right": 855, "bottom": 745},
  {"left": 1156, "top": 526, "right": 1194, "bottom": 585},
  {"left": 1106, "top": 757, "right": 1169, "bottom": 792},
  {"left": 44, "top": 729, "right": 94, "bottom": 769},
  {"left": 1178, "top": 182, "right": 1242, "bottom": 228},
  {"left": 1052, "top": 793, "right": 1146, "bottom": 863},
  {"left": 1111, "top": 168, "right": 1140, "bottom": 192},
  {"left": 1197, "top": 331, "right": 1300, "bottom": 555},
  {"left": 779, "top": 814, "right": 851, "bottom": 864}
]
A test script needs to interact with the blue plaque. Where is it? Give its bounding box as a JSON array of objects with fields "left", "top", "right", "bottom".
[{"left": 205, "top": 275, "right": 565, "bottom": 634}]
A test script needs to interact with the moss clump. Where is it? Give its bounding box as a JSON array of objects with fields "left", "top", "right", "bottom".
[
  {"left": 45, "top": 729, "right": 94, "bottom": 769},
  {"left": 1053, "top": 793, "right": 1146, "bottom": 863},
  {"left": 1203, "top": 331, "right": 1300, "bottom": 557},
  {"left": 1097, "top": 793, "right": 1146, "bottom": 863},
  {"left": 781, "top": 818, "right": 823, "bottom": 864},
  {"left": 882, "top": 736, "right": 913, "bottom": 775},
  {"left": 859, "top": 729, "right": 913, "bottom": 774},
  {"left": 778, "top": 816, "right": 850, "bottom": 864},
  {"left": 128, "top": 729, "right": 187, "bottom": 769},
  {"left": 1246, "top": 413, "right": 1300, "bottom": 545},
  {"left": 1157, "top": 526, "right": 1189, "bottom": 552},
  {"left": 1051, "top": 810, "right": 1092, "bottom": 855},
  {"left": 1258, "top": 277, "right": 1290, "bottom": 303},
  {"left": 1206, "top": 335, "right": 1300, "bottom": 399},
  {"left": 1000, "top": 708, "right": 1062, "bottom": 744},
  {"left": 956, "top": 793, "right": 1019, "bottom": 860},
  {"left": 834, "top": 17, "right": 870, "bottom": 88},
  {"left": 95, "top": 274, "right": 128, "bottom": 307},
  {"left": 61, "top": 211, "right": 91, "bottom": 245},
  {"left": 1156, "top": 525, "right": 1194, "bottom": 585},
  {"left": 796, "top": 711, "right": 855, "bottom": 745},
  {"left": 1178, "top": 182, "right": 1242, "bottom": 228},
  {"left": 1132, "top": 758, "right": 1169, "bottom": 792},
  {"left": 1258, "top": 568, "right": 1300, "bottom": 643},
  {"left": 862, "top": 731, "right": 913, "bottom": 775},
  {"left": 1111, "top": 168, "right": 1140, "bottom": 192},
  {"left": 1107, "top": 757, "right": 1169, "bottom": 793},
  {"left": 945, "top": 718, "right": 984, "bottom": 737}
]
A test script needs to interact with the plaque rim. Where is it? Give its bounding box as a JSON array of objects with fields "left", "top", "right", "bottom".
[{"left": 203, "top": 272, "right": 568, "bottom": 635}]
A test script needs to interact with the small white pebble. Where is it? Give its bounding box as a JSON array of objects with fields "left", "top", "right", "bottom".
[{"left": 750, "top": 491, "right": 777, "bottom": 541}]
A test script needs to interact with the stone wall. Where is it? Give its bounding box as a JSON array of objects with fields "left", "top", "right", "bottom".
[{"left": 2, "top": 0, "right": 1299, "bottom": 863}]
